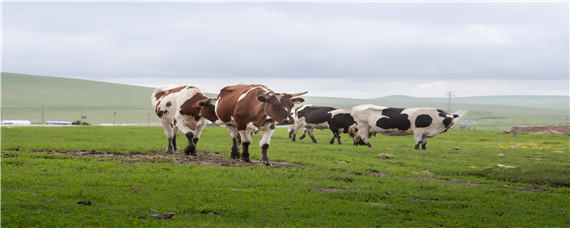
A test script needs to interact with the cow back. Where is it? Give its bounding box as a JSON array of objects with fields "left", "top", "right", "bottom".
[
  {"left": 216, "top": 84, "right": 272, "bottom": 124},
  {"left": 299, "top": 106, "right": 336, "bottom": 124}
]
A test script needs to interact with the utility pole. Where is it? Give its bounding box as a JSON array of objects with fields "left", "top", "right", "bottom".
[
  {"left": 113, "top": 110, "right": 117, "bottom": 126},
  {"left": 445, "top": 91, "right": 455, "bottom": 113}
]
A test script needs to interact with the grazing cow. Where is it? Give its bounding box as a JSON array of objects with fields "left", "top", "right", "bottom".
[
  {"left": 215, "top": 84, "right": 306, "bottom": 165},
  {"left": 348, "top": 104, "right": 459, "bottom": 150},
  {"left": 151, "top": 86, "right": 218, "bottom": 155},
  {"left": 289, "top": 105, "right": 356, "bottom": 144}
]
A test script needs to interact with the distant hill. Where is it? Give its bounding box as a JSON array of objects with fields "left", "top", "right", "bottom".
[
  {"left": 2, "top": 73, "right": 568, "bottom": 130},
  {"left": 374, "top": 95, "right": 568, "bottom": 110}
]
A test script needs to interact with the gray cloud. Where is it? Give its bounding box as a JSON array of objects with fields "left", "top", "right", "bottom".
[{"left": 2, "top": 2, "right": 568, "bottom": 97}]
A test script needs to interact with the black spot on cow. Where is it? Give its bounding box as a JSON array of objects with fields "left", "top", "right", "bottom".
[
  {"left": 376, "top": 108, "right": 411, "bottom": 131},
  {"left": 415, "top": 114, "right": 433, "bottom": 128},
  {"left": 299, "top": 106, "right": 336, "bottom": 125},
  {"left": 437, "top": 109, "right": 448, "bottom": 118},
  {"left": 443, "top": 117, "right": 453, "bottom": 128},
  {"left": 330, "top": 113, "right": 355, "bottom": 133}
]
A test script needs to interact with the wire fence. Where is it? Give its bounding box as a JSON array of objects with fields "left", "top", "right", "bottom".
[{"left": 1, "top": 107, "right": 162, "bottom": 126}]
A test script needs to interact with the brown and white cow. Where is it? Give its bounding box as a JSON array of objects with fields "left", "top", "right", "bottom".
[
  {"left": 349, "top": 104, "right": 459, "bottom": 150},
  {"left": 215, "top": 84, "right": 306, "bottom": 165},
  {"left": 151, "top": 86, "right": 217, "bottom": 155}
]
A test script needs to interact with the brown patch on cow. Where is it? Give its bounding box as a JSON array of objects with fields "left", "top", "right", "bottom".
[
  {"left": 180, "top": 92, "right": 209, "bottom": 121},
  {"left": 216, "top": 84, "right": 270, "bottom": 128},
  {"left": 165, "top": 101, "right": 172, "bottom": 107},
  {"left": 154, "top": 91, "right": 166, "bottom": 100},
  {"left": 154, "top": 100, "right": 168, "bottom": 118},
  {"left": 168, "top": 86, "right": 187, "bottom": 94},
  {"left": 29, "top": 150, "right": 294, "bottom": 168}
]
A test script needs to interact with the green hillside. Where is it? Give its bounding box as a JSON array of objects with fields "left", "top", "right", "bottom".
[
  {"left": 1, "top": 73, "right": 157, "bottom": 124},
  {"left": 1, "top": 73, "right": 568, "bottom": 130}
]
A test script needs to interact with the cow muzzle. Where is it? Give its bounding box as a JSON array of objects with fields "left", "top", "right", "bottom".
[{"left": 277, "top": 115, "right": 295, "bottom": 125}]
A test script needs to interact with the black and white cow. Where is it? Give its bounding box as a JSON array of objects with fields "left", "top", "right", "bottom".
[
  {"left": 289, "top": 105, "right": 356, "bottom": 144},
  {"left": 348, "top": 104, "right": 459, "bottom": 150}
]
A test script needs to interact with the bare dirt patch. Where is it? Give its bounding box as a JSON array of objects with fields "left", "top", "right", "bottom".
[
  {"left": 312, "top": 188, "right": 352, "bottom": 192},
  {"left": 29, "top": 150, "right": 294, "bottom": 168}
]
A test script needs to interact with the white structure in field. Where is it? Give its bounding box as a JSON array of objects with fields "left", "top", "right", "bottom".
[{"left": 1, "top": 120, "right": 32, "bottom": 125}]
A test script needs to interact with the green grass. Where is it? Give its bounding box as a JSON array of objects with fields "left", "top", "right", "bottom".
[{"left": 2, "top": 126, "right": 569, "bottom": 227}]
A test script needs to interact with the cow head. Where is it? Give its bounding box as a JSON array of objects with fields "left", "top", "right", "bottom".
[
  {"left": 348, "top": 124, "right": 368, "bottom": 146},
  {"left": 198, "top": 98, "right": 219, "bottom": 122},
  {"left": 438, "top": 110, "right": 460, "bottom": 132},
  {"left": 257, "top": 91, "right": 307, "bottom": 125}
]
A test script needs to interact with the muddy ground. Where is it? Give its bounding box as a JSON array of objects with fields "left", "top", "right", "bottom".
[{"left": 27, "top": 149, "right": 293, "bottom": 168}]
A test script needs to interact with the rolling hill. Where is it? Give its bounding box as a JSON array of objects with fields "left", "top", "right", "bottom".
[{"left": 2, "top": 73, "right": 568, "bottom": 130}]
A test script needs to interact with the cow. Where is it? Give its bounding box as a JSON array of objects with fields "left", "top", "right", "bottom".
[
  {"left": 348, "top": 104, "right": 459, "bottom": 150},
  {"left": 289, "top": 105, "right": 356, "bottom": 144},
  {"left": 215, "top": 84, "right": 306, "bottom": 166},
  {"left": 151, "top": 86, "right": 218, "bottom": 155}
]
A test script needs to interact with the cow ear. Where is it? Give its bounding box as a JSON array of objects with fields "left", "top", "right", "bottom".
[
  {"left": 291, "top": 97, "right": 305, "bottom": 104},
  {"left": 453, "top": 114, "right": 459, "bottom": 118},
  {"left": 257, "top": 95, "right": 269, "bottom": 103}
]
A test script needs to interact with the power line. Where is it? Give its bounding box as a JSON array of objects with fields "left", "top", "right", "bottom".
[{"left": 445, "top": 91, "right": 455, "bottom": 113}]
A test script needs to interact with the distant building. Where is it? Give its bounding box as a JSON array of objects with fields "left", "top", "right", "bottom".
[
  {"left": 45, "top": 121, "right": 72, "bottom": 126},
  {"left": 1, "top": 120, "right": 32, "bottom": 125}
]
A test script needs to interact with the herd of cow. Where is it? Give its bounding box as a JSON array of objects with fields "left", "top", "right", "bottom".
[{"left": 152, "top": 84, "right": 459, "bottom": 166}]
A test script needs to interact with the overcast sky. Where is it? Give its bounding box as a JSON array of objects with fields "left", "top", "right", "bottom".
[{"left": 2, "top": 1, "right": 568, "bottom": 98}]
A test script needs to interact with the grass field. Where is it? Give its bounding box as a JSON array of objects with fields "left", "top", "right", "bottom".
[{"left": 2, "top": 126, "right": 569, "bottom": 227}]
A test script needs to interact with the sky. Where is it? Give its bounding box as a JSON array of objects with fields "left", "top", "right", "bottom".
[{"left": 2, "top": 1, "right": 569, "bottom": 98}]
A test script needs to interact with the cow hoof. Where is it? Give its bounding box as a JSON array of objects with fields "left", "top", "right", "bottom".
[
  {"left": 241, "top": 157, "right": 252, "bottom": 163},
  {"left": 259, "top": 161, "right": 272, "bottom": 166},
  {"left": 184, "top": 147, "right": 197, "bottom": 156},
  {"left": 230, "top": 151, "right": 240, "bottom": 159}
]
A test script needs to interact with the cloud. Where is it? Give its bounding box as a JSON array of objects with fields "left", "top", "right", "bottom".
[{"left": 2, "top": 2, "right": 568, "bottom": 97}]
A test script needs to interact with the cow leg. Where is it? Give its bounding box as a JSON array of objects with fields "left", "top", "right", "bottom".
[
  {"left": 183, "top": 132, "right": 197, "bottom": 156},
  {"left": 193, "top": 120, "right": 207, "bottom": 145},
  {"left": 238, "top": 128, "right": 254, "bottom": 163},
  {"left": 413, "top": 130, "right": 424, "bottom": 150},
  {"left": 329, "top": 133, "right": 336, "bottom": 144},
  {"left": 329, "top": 129, "right": 342, "bottom": 144},
  {"left": 307, "top": 128, "right": 318, "bottom": 143},
  {"left": 291, "top": 133, "right": 296, "bottom": 142},
  {"left": 299, "top": 129, "right": 307, "bottom": 139},
  {"left": 227, "top": 126, "right": 241, "bottom": 159},
  {"left": 175, "top": 117, "right": 200, "bottom": 156},
  {"left": 421, "top": 137, "right": 428, "bottom": 150},
  {"left": 258, "top": 123, "right": 274, "bottom": 166},
  {"left": 161, "top": 119, "right": 177, "bottom": 153}
]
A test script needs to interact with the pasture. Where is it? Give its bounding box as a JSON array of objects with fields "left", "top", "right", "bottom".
[{"left": 1, "top": 126, "right": 569, "bottom": 227}]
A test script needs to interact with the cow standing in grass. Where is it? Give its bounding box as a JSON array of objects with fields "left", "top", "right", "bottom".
[
  {"left": 215, "top": 84, "right": 306, "bottom": 166},
  {"left": 151, "top": 86, "right": 218, "bottom": 155},
  {"left": 289, "top": 105, "right": 356, "bottom": 144},
  {"left": 349, "top": 104, "right": 459, "bottom": 149}
]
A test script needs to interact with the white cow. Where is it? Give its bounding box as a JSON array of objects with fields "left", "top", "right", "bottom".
[
  {"left": 151, "top": 86, "right": 217, "bottom": 155},
  {"left": 349, "top": 104, "right": 459, "bottom": 150}
]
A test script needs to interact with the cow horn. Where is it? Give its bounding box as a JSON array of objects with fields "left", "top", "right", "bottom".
[{"left": 289, "top": 91, "right": 308, "bottom": 97}]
